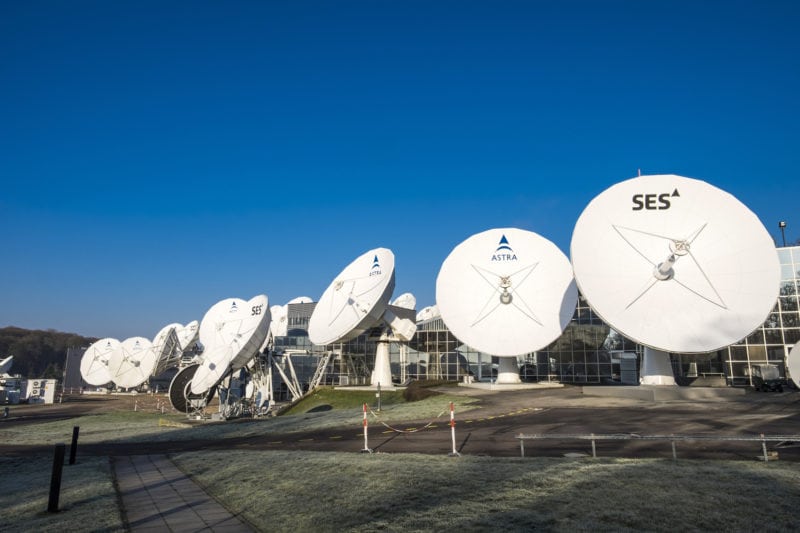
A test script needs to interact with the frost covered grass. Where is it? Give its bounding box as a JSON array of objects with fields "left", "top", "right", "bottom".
[
  {"left": 1, "top": 388, "right": 481, "bottom": 445},
  {"left": 0, "top": 455, "right": 124, "bottom": 532},
  {"left": 174, "top": 451, "right": 800, "bottom": 532}
]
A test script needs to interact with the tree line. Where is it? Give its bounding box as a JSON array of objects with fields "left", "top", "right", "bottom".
[{"left": 0, "top": 326, "right": 97, "bottom": 379}]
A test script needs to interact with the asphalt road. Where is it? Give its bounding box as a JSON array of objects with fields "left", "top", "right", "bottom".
[{"left": 3, "top": 387, "right": 800, "bottom": 461}]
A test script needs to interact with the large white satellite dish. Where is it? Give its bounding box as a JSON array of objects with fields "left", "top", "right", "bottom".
[
  {"left": 309, "top": 247, "right": 411, "bottom": 387},
  {"left": 287, "top": 296, "right": 313, "bottom": 304},
  {"left": 0, "top": 356, "right": 13, "bottom": 374},
  {"left": 787, "top": 341, "right": 800, "bottom": 389},
  {"left": 436, "top": 228, "right": 578, "bottom": 382},
  {"left": 308, "top": 248, "right": 396, "bottom": 346},
  {"left": 571, "top": 174, "right": 781, "bottom": 385},
  {"left": 190, "top": 295, "right": 271, "bottom": 395},
  {"left": 80, "top": 338, "right": 119, "bottom": 387},
  {"left": 107, "top": 337, "right": 158, "bottom": 389}
]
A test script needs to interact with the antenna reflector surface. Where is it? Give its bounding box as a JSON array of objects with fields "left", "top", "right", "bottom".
[
  {"left": 191, "top": 295, "right": 271, "bottom": 394},
  {"left": 107, "top": 337, "right": 158, "bottom": 389},
  {"left": 80, "top": 338, "right": 119, "bottom": 386},
  {"left": 436, "top": 228, "right": 577, "bottom": 356},
  {"left": 308, "top": 248, "right": 396, "bottom": 345},
  {"left": 571, "top": 174, "right": 781, "bottom": 353}
]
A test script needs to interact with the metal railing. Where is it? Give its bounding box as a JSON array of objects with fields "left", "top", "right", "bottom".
[{"left": 515, "top": 433, "right": 800, "bottom": 462}]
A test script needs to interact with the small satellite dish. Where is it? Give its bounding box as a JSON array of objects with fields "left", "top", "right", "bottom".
[
  {"left": 80, "top": 338, "right": 120, "bottom": 386},
  {"left": 151, "top": 323, "right": 182, "bottom": 376},
  {"left": 269, "top": 304, "right": 289, "bottom": 338},
  {"left": 416, "top": 305, "right": 440, "bottom": 322},
  {"left": 287, "top": 296, "right": 313, "bottom": 304},
  {"left": 107, "top": 337, "right": 158, "bottom": 389},
  {"left": 787, "top": 341, "right": 800, "bottom": 389},
  {"left": 190, "top": 295, "right": 271, "bottom": 394},
  {"left": 308, "top": 248, "right": 396, "bottom": 346},
  {"left": 392, "top": 292, "right": 417, "bottom": 310},
  {"left": 175, "top": 320, "right": 199, "bottom": 352},
  {"left": 436, "top": 228, "right": 578, "bottom": 359},
  {"left": 571, "top": 174, "right": 781, "bottom": 354},
  {"left": 0, "top": 355, "right": 14, "bottom": 374}
]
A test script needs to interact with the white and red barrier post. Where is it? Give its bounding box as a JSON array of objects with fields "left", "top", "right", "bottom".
[
  {"left": 361, "top": 403, "right": 372, "bottom": 453},
  {"left": 448, "top": 402, "right": 460, "bottom": 457}
]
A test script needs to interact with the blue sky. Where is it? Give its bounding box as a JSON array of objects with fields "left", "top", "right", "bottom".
[{"left": 2, "top": 1, "right": 798, "bottom": 339}]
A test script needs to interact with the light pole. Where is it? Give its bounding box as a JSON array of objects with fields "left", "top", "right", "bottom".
[{"left": 779, "top": 221, "right": 787, "bottom": 247}]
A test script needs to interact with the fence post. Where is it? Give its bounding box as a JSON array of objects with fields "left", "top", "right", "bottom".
[
  {"left": 361, "top": 403, "right": 372, "bottom": 453},
  {"left": 761, "top": 433, "right": 768, "bottom": 462},
  {"left": 48, "top": 443, "right": 66, "bottom": 513},
  {"left": 671, "top": 435, "right": 677, "bottom": 462},
  {"left": 591, "top": 433, "right": 597, "bottom": 458},
  {"left": 448, "top": 402, "right": 460, "bottom": 457},
  {"left": 519, "top": 436, "right": 525, "bottom": 458},
  {"left": 69, "top": 426, "right": 80, "bottom": 465}
]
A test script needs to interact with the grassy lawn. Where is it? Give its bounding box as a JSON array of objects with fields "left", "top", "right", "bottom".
[
  {"left": 173, "top": 450, "right": 800, "bottom": 532},
  {"left": 0, "top": 455, "right": 124, "bottom": 532},
  {"left": 1, "top": 387, "right": 481, "bottom": 446},
  {"left": 3, "top": 388, "right": 799, "bottom": 531}
]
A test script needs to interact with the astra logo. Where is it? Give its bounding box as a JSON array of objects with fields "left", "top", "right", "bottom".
[
  {"left": 230, "top": 301, "right": 239, "bottom": 313},
  {"left": 491, "top": 235, "right": 518, "bottom": 261},
  {"left": 632, "top": 188, "right": 680, "bottom": 211},
  {"left": 370, "top": 254, "right": 382, "bottom": 277},
  {"left": 134, "top": 340, "right": 141, "bottom": 349}
]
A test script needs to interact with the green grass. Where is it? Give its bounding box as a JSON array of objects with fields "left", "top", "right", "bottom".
[
  {"left": 282, "top": 386, "right": 408, "bottom": 414},
  {"left": 0, "top": 455, "right": 124, "bottom": 532},
  {"left": 173, "top": 450, "right": 800, "bottom": 532}
]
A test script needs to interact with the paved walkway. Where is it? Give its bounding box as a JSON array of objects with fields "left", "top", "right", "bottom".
[{"left": 114, "top": 454, "right": 252, "bottom": 532}]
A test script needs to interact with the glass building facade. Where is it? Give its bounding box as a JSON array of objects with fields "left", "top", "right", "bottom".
[{"left": 272, "top": 246, "right": 800, "bottom": 391}]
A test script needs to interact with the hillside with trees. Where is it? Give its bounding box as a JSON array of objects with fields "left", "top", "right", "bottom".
[{"left": 0, "top": 327, "right": 97, "bottom": 379}]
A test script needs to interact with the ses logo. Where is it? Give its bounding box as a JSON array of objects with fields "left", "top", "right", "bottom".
[
  {"left": 491, "top": 235, "right": 518, "bottom": 262},
  {"left": 632, "top": 188, "right": 680, "bottom": 211},
  {"left": 369, "top": 255, "right": 382, "bottom": 277}
]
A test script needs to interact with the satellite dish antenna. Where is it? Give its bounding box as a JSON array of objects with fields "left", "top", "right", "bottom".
[
  {"left": 416, "top": 305, "right": 440, "bottom": 322},
  {"left": 287, "top": 296, "right": 313, "bottom": 304},
  {"left": 571, "top": 174, "right": 781, "bottom": 385},
  {"left": 787, "top": 341, "right": 800, "bottom": 389},
  {"left": 269, "top": 304, "right": 289, "bottom": 338},
  {"left": 168, "top": 363, "right": 216, "bottom": 412},
  {"left": 309, "top": 248, "right": 409, "bottom": 387},
  {"left": 107, "top": 337, "right": 159, "bottom": 389},
  {"left": 392, "top": 292, "right": 417, "bottom": 310},
  {"left": 175, "top": 320, "right": 199, "bottom": 352},
  {"left": 80, "top": 338, "right": 120, "bottom": 386},
  {"left": 436, "top": 228, "right": 578, "bottom": 383},
  {"left": 190, "top": 295, "right": 271, "bottom": 395},
  {"left": 309, "top": 248, "right": 395, "bottom": 346},
  {"left": 0, "top": 356, "right": 14, "bottom": 374},
  {"left": 151, "top": 323, "right": 183, "bottom": 376}
]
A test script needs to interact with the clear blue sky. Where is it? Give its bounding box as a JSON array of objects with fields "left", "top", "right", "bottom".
[{"left": 2, "top": 1, "right": 798, "bottom": 339}]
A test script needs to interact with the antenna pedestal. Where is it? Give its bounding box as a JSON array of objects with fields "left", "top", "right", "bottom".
[
  {"left": 640, "top": 347, "right": 677, "bottom": 386},
  {"left": 371, "top": 340, "right": 393, "bottom": 388},
  {"left": 495, "top": 356, "right": 522, "bottom": 384}
]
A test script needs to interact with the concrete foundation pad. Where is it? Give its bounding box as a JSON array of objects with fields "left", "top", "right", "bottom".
[
  {"left": 458, "top": 382, "right": 565, "bottom": 391},
  {"left": 581, "top": 385, "right": 747, "bottom": 401}
]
